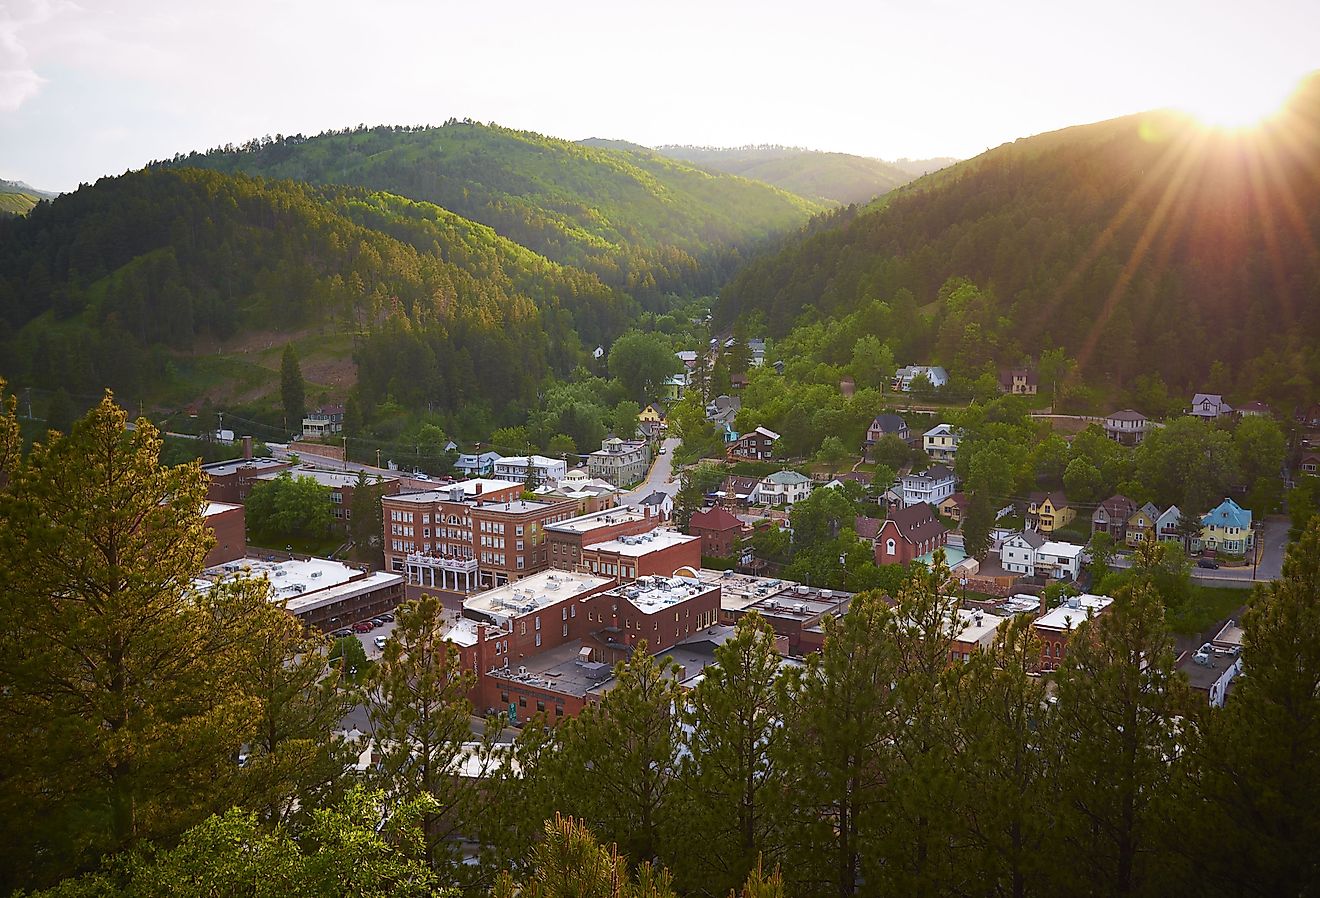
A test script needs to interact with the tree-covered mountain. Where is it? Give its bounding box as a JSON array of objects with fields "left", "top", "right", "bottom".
[
  {"left": 719, "top": 74, "right": 1320, "bottom": 402},
  {"left": 158, "top": 122, "right": 823, "bottom": 301},
  {"left": 651, "top": 144, "right": 935, "bottom": 205},
  {"left": 0, "top": 167, "right": 634, "bottom": 415}
]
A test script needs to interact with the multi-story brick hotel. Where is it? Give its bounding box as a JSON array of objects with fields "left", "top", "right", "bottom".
[{"left": 382, "top": 479, "right": 578, "bottom": 593}]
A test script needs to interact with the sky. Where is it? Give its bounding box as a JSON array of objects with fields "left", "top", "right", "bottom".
[{"left": 2, "top": 0, "right": 1318, "bottom": 192}]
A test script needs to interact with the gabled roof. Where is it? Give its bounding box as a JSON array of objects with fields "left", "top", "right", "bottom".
[
  {"left": 1030, "top": 490, "right": 1070, "bottom": 508},
  {"left": 1202, "top": 497, "right": 1251, "bottom": 530},
  {"left": 1106, "top": 408, "right": 1148, "bottom": 422},
  {"left": 1237, "top": 400, "right": 1271, "bottom": 414},
  {"left": 923, "top": 423, "right": 959, "bottom": 438},
  {"left": 869, "top": 413, "right": 908, "bottom": 433},
  {"left": 1095, "top": 494, "right": 1136, "bottom": 520},
  {"left": 721, "top": 475, "right": 760, "bottom": 496},
  {"left": 751, "top": 426, "right": 781, "bottom": 440},
  {"left": 637, "top": 491, "right": 670, "bottom": 507},
  {"left": 1129, "top": 502, "right": 1159, "bottom": 523},
  {"left": 907, "top": 464, "right": 955, "bottom": 482},
  {"left": 998, "top": 367, "right": 1038, "bottom": 387},
  {"left": 882, "top": 503, "right": 948, "bottom": 545},
  {"left": 456, "top": 451, "right": 503, "bottom": 466},
  {"left": 690, "top": 506, "right": 743, "bottom": 531},
  {"left": 1156, "top": 505, "right": 1182, "bottom": 526},
  {"left": 854, "top": 516, "right": 882, "bottom": 540},
  {"left": 1191, "top": 393, "right": 1230, "bottom": 410},
  {"left": 763, "top": 470, "right": 811, "bottom": 486},
  {"left": 1005, "top": 529, "right": 1048, "bottom": 549},
  {"left": 941, "top": 491, "right": 967, "bottom": 508}
]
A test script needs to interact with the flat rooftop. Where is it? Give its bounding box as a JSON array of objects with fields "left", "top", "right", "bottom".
[
  {"left": 544, "top": 507, "right": 649, "bottom": 535},
  {"left": 1038, "top": 541, "right": 1084, "bottom": 558},
  {"left": 389, "top": 479, "right": 523, "bottom": 503},
  {"left": 442, "top": 616, "right": 501, "bottom": 648},
  {"left": 607, "top": 575, "right": 713, "bottom": 613},
  {"left": 1035, "top": 594, "right": 1114, "bottom": 631},
  {"left": 747, "top": 584, "right": 853, "bottom": 620},
  {"left": 283, "top": 570, "right": 403, "bottom": 613},
  {"left": 589, "top": 529, "right": 698, "bottom": 556},
  {"left": 695, "top": 570, "right": 798, "bottom": 613},
  {"left": 201, "top": 457, "right": 289, "bottom": 478},
  {"left": 486, "top": 639, "right": 617, "bottom": 698},
  {"left": 464, "top": 569, "right": 612, "bottom": 624},
  {"left": 1178, "top": 648, "right": 1241, "bottom": 690},
  {"left": 203, "top": 501, "right": 242, "bottom": 516},
  {"left": 255, "top": 466, "right": 395, "bottom": 489},
  {"left": 954, "top": 607, "right": 1005, "bottom": 646},
  {"left": 198, "top": 556, "right": 398, "bottom": 613}
]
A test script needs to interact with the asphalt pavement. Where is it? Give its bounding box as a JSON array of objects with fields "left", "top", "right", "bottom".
[
  {"left": 621, "top": 436, "right": 681, "bottom": 503},
  {"left": 1108, "top": 515, "right": 1289, "bottom": 587}
]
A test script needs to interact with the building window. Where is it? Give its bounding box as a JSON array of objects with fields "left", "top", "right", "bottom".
[
  {"left": 534, "top": 632, "right": 542, "bottom": 647},
  {"left": 500, "top": 692, "right": 509, "bottom": 703},
  {"left": 555, "top": 706, "right": 563, "bottom": 717},
  {"left": 537, "top": 701, "right": 545, "bottom": 713}
]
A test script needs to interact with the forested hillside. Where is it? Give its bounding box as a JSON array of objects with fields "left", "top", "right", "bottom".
[
  {"left": 720, "top": 74, "right": 1320, "bottom": 400},
  {"left": 652, "top": 144, "right": 930, "bottom": 205},
  {"left": 0, "top": 179, "right": 51, "bottom": 217},
  {"left": 0, "top": 167, "right": 632, "bottom": 414},
  {"left": 160, "top": 122, "right": 823, "bottom": 301}
]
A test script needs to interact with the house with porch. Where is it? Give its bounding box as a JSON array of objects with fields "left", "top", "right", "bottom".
[
  {"left": 1027, "top": 491, "right": 1075, "bottom": 534},
  {"left": 1188, "top": 393, "right": 1232, "bottom": 420},
  {"left": 1200, "top": 498, "right": 1253, "bottom": 555},
  {"left": 752, "top": 470, "right": 813, "bottom": 506},
  {"left": 728, "top": 426, "right": 780, "bottom": 462},
  {"left": 1104, "top": 409, "right": 1150, "bottom": 446},
  {"left": 900, "top": 465, "right": 957, "bottom": 508},
  {"left": 923, "top": 424, "right": 962, "bottom": 463},
  {"left": 998, "top": 367, "right": 1038, "bottom": 396},
  {"left": 1126, "top": 503, "right": 1160, "bottom": 547},
  {"left": 1092, "top": 494, "right": 1137, "bottom": 542}
]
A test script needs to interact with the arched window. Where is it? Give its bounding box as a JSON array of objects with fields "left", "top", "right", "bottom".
[{"left": 886, "top": 538, "right": 896, "bottom": 556}]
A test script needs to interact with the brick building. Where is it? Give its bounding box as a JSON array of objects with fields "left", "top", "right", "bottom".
[
  {"left": 382, "top": 479, "right": 579, "bottom": 593},
  {"left": 545, "top": 507, "right": 664, "bottom": 572},
  {"left": 202, "top": 501, "right": 246, "bottom": 567},
  {"left": 1033, "top": 593, "right": 1113, "bottom": 670},
  {"left": 871, "top": 503, "right": 948, "bottom": 565},
  {"left": 449, "top": 571, "right": 721, "bottom": 724},
  {"left": 200, "top": 556, "right": 404, "bottom": 632},
  {"left": 202, "top": 457, "right": 293, "bottom": 503},
  {"left": 579, "top": 529, "right": 701, "bottom": 581},
  {"left": 688, "top": 505, "right": 745, "bottom": 558},
  {"left": 728, "top": 583, "right": 854, "bottom": 655}
]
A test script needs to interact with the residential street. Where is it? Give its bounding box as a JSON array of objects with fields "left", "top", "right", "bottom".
[
  {"left": 621, "top": 436, "right": 681, "bottom": 503},
  {"left": 1109, "top": 515, "right": 1289, "bottom": 588}
]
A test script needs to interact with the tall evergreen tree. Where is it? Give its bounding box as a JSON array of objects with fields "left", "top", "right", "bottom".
[
  {"left": 549, "top": 643, "right": 683, "bottom": 866},
  {"left": 1180, "top": 520, "right": 1320, "bottom": 896},
  {"left": 774, "top": 590, "right": 898, "bottom": 897},
  {"left": 671, "top": 613, "right": 785, "bottom": 895},
  {"left": 1045, "top": 582, "right": 1186, "bottom": 897},
  {"left": 0, "top": 394, "right": 270, "bottom": 890},
  {"left": 281, "top": 344, "right": 305, "bottom": 433}
]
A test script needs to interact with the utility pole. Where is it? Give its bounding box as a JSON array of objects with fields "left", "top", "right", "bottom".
[{"left": 376, "top": 447, "right": 382, "bottom": 469}]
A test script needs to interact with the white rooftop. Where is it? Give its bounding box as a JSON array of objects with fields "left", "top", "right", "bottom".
[
  {"left": 544, "top": 507, "right": 649, "bottom": 534},
  {"left": 200, "top": 457, "right": 288, "bottom": 477},
  {"left": 695, "top": 569, "right": 798, "bottom": 613},
  {"left": 954, "top": 607, "right": 1005, "bottom": 647},
  {"left": 463, "top": 569, "right": 611, "bottom": 625},
  {"left": 610, "top": 575, "right": 711, "bottom": 613},
  {"left": 1034, "top": 593, "right": 1114, "bottom": 631},
  {"left": 198, "top": 557, "right": 401, "bottom": 614},
  {"left": 589, "top": 529, "right": 698, "bottom": 556},
  {"left": 203, "top": 501, "right": 242, "bottom": 517},
  {"left": 1037, "top": 541, "right": 1084, "bottom": 559},
  {"left": 256, "top": 466, "right": 394, "bottom": 489},
  {"left": 389, "top": 479, "right": 524, "bottom": 503},
  {"left": 283, "top": 571, "right": 403, "bottom": 613}
]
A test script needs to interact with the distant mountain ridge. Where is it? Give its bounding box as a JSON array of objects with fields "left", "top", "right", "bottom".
[
  {"left": 718, "top": 73, "right": 1320, "bottom": 399},
  {"left": 159, "top": 122, "right": 823, "bottom": 300},
  {"left": 0, "top": 179, "right": 56, "bottom": 216}
]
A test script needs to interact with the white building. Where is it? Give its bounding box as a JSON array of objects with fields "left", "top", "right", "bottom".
[
  {"left": 752, "top": 470, "right": 814, "bottom": 506},
  {"left": 900, "top": 465, "right": 957, "bottom": 508},
  {"left": 1035, "top": 541, "right": 1084, "bottom": 580},
  {"left": 1000, "top": 530, "right": 1046, "bottom": 574},
  {"left": 893, "top": 365, "right": 949, "bottom": 392},
  {"left": 998, "top": 531, "right": 1083, "bottom": 580},
  {"left": 493, "top": 455, "right": 568, "bottom": 485}
]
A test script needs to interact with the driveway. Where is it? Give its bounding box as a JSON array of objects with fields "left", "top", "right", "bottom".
[{"left": 622, "top": 436, "right": 681, "bottom": 503}]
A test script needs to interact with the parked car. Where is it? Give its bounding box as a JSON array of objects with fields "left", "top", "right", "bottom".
[
  {"left": 352, "top": 621, "right": 374, "bottom": 633},
  {"left": 379, "top": 612, "right": 395, "bottom": 623},
  {"left": 1196, "top": 558, "right": 1220, "bottom": 569},
  {"left": 374, "top": 635, "right": 389, "bottom": 650},
  {"left": 370, "top": 617, "right": 387, "bottom": 627},
  {"left": 330, "top": 628, "right": 353, "bottom": 639}
]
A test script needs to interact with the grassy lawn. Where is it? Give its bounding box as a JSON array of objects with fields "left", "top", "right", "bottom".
[{"left": 1166, "top": 584, "right": 1248, "bottom": 636}]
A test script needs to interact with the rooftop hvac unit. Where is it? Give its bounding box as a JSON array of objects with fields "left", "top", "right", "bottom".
[
  {"left": 1193, "top": 652, "right": 1212, "bottom": 666},
  {"left": 311, "top": 571, "right": 322, "bottom": 578},
  {"left": 820, "top": 590, "right": 832, "bottom": 599},
  {"left": 797, "top": 585, "right": 810, "bottom": 595},
  {"left": 723, "top": 569, "right": 734, "bottom": 578},
  {"left": 274, "top": 570, "right": 287, "bottom": 577},
  {"left": 518, "top": 666, "right": 528, "bottom": 676},
  {"left": 795, "top": 603, "right": 807, "bottom": 613},
  {"left": 764, "top": 600, "right": 778, "bottom": 610}
]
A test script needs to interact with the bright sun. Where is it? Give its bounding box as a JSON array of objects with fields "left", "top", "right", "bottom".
[{"left": 1177, "top": 74, "right": 1298, "bottom": 130}]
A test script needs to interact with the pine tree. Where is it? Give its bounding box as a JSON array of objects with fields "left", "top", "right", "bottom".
[
  {"left": 366, "top": 595, "right": 498, "bottom": 879},
  {"left": 773, "top": 590, "right": 898, "bottom": 896},
  {"left": 961, "top": 490, "right": 994, "bottom": 561},
  {"left": 1180, "top": 520, "right": 1320, "bottom": 896},
  {"left": 0, "top": 394, "right": 270, "bottom": 889},
  {"left": 0, "top": 377, "right": 19, "bottom": 487},
  {"left": 671, "top": 613, "right": 786, "bottom": 895},
  {"left": 281, "top": 345, "right": 305, "bottom": 434},
  {"left": 549, "top": 643, "right": 683, "bottom": 866},
  {"left": 1045, "top": 582, "right": 1186, "bottom": 897}
]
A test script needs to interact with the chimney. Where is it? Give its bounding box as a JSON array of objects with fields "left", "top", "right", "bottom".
[
  {"left": 242, "top": 435, "right": 253, "bottom": 459},
  {"left": 475, "top": 483, "right": 483, "bottom": 495}
]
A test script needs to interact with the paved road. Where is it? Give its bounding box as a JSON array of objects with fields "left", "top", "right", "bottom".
[
  {"left": 1109, "top": 515, "right": 1289, "bottom": 587},
  {"left": 622, "top": 436, "right": 681, "bottom": 503}
]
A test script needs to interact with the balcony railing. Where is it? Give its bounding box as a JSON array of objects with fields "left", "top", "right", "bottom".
[{"left": 406, "top": 552, "right": 479, "bottom": 573}]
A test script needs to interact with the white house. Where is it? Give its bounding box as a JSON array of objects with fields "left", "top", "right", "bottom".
[
  {"left": 1034, "top": 541, "right": 1084, "bottom": 580},
  {"left": 1000, "top": 530, "right": 1046, "bottom": 574},
  {"left": 454, "top": 451, "right": 503, "bottom": 477},
  {"left": 922, "top": 424, "right": 961, "bottom": 462},
  {"left": 492, "top": 455, "right": 568, "bottom": 484},
  {"left": 752, "top": 470, "right": 813, "bottom": 506},
  {"left": 1189, "top": 393, "right": 1232, "bottom": 420},
  {"left": 893, "top": 365, "right": 949, "bottom": 392},
  {"left": 900, "top": 464, "right": 957, "bottom": 508}
]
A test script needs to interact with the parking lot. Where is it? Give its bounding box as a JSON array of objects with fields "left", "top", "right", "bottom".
[{"left": 329, "top": 616, "right": 397, "bottom": 660}]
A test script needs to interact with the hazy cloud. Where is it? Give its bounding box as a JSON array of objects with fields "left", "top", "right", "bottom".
[{"left": 0, "top": 0, "right": 77, "bottom": 111}]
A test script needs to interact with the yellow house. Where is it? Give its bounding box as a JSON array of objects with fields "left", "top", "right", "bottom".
[
  {"left": 638, "top": 403, "right": 666, "bottom": 425},
  {"left": 1126, "top": 503, "right": 1159, "bottom": 547},
  {"left": 1028, "top": 491, "right": 1075, "bottom": 534}
]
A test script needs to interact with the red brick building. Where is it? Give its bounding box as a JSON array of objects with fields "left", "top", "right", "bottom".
[
  {"left": 202, "top": 502, "right": 246, "bottom": 567},
  {"left": 202, "top": 457, "right": 293, "bottom": 504},
  {"left": 382, "top": 480, "right": 578, "bottom": 593},
  {"left": 448, "top": 571, "right": 721, "bottom": 724},
  {"left": 871, "top": 503, "right": 948, "bottom": 565},
  {"left": 545, "top": 507, "right": 665, "bottom": 572},
  {"left": 689, "top": 505, "right": 745, "bottom": 558},
  {"left": 1033, "top": 594, "right": 1113, "bottom": 670},
  {"left": 579, "top": 530, "right": 701, "bottom": 581}
]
